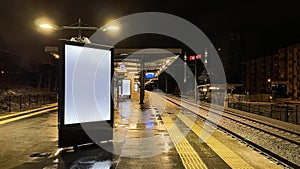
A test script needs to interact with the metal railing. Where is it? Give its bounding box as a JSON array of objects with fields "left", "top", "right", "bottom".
[
  {"left": 0, "top": 93, "right": 57, "bottom": 112},
  {"left": 228, "top": 102, "right": 299, "bottom": 125}
]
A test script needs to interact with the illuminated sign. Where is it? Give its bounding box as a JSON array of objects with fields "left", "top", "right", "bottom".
[
  {"left": 189, "top": 55, "right": 195, "bottom": 60},
  {"left": 122, "top": 79, "right": 131, "bottom": 96},
  {"left": 189, "top": 54, "right": 201, "bottom": 61},
  {"left": 145, "top": 72, "right": 155, "bottom": 79}
]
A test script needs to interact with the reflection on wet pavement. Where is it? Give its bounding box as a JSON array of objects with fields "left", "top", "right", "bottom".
[
  {"left": 111, "top": 98, "right": 184, "bottom": 169},
  {"left": 19, "top": 94, "right": 183, "bottom": 169},
  {"left": 45, "top": 144, "right": 114, "bottom": 169}
]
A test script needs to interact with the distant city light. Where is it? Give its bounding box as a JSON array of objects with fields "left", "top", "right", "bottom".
[
  {"left": 267, "top": 78, "right": 271, "bottom": 83},
  {"left": 1, "top": 70, "right": 4, "bottom": 74}
]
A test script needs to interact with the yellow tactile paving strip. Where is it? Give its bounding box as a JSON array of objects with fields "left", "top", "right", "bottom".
[
  {"left": 0, "top": 103, "right": 58, "bottom": 125},
  {"left": 177, "top": 113, "right": 254, "bottom": 169},
  {"left": 162, "top": 114, "right": 208, "bottom": 169}
]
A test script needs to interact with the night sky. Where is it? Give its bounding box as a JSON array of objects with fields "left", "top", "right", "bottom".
[{"left": 0, "top": 0, "right": 300, "bottom": 75}]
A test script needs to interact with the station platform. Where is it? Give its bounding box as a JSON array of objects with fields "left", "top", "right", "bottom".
[
  {"left": 45, "top": 91, "right": 283, "bottom": 169},
  {"left": 0, "top": 92, "right": 287, "bottom": 169}
]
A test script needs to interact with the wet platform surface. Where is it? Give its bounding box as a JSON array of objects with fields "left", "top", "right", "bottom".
[{"left": 0, "top": 92, "right": 286, "bottom": 169}]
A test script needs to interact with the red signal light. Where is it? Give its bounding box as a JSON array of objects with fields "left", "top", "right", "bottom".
[{"left": 189, "top": 55, "right": 195, "bottom": 60}]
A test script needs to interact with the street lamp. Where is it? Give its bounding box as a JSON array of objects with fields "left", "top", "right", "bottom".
[
  {"left": 37, "top": 18, "right": 119, "bottom": 43},
  {"left": 37, "top": 18, "right": 119, "bottom": 92},
  {"left": 39, "top": 24, "right": 56, "bottom": 29}
]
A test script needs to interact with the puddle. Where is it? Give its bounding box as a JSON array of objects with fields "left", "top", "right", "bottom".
[{"left": 69, "top": 157, "right": 112, "bottom": 169}]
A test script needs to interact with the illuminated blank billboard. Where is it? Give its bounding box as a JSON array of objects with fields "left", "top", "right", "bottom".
[
  {"left": 64, "top": 44, "right": 112, "bottom": 124},
  {"left": 122, "top": 79, "right": 131, "bottom": 96}
]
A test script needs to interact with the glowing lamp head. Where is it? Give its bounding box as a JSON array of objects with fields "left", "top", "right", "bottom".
[
  {"left": 39, "top": 24, "right": 55, "bottom": 29},
  {"left": 102, "top": 25, "right": 119, "bottom": 31}
]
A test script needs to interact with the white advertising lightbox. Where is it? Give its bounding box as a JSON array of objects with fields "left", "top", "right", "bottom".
[{"left": 58, "top": 41, "right": 113, "bottom": 148}]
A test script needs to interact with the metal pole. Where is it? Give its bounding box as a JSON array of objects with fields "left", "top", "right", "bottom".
[
  {"left": 37, "top": 94, "right": 39, "bottom": 105},
  {"left": 115, "top": 75, "right": 119, "bottom": 107},
  {"left": 248, "top": 103, "right": 250, "bottom": 112},
  {"left": 140, "top": 55, "right": 145, "bottom": 104},
  {"left": 184, "top": 61, "right": 187, "bottom": 83},
  {"left": 28, "top": 94, "right": 31, "bottom": 108},
  {"left": 48, "top": 93, "right": 51, "bottom": 103},
  {"left": 194, "top": 60, "right": 197, "bottom": 101},
  {"left": 78, "top": 18, "right": 82, "bottom": 40},
  {"left": 165, "top": 73, "right": 168, "bottom": 94},
  {"left": 19, "top": 95, "right": 22, "bottom": 110},
  {"left": 8, "top": 96, "right": 11, "bottom": 112},
  {"left": 270, "top": 104, "right": 273, "bottom": 118},
  {"left": 285, "top": 104, "right": 289, "bottom": 122},
  {"left": 296, "top": 105, "right": 298, "bottom": 125}
]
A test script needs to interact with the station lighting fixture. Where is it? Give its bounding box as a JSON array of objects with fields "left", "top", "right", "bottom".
[
  {"left": 128, "top": 71, "right": 139, "bottom": 74},
  {"left": 103, "top": 25, "right": 119, "bottom": 31},
  {"left": 52, "top": 53, "right": 60, "bottom": 59},
  {"left": 37, "top": 18, "right": 120, "bottom": 43},
  {"left": 209, "top": 86, "right": 220, "bottom": 90},
  {"left": 39, "top": 24, "right": 56, "bottom": 29}
]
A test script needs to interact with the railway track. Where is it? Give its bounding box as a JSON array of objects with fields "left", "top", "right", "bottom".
[{"left": 164, "top": 94, "right": 300, "bottom": 168}]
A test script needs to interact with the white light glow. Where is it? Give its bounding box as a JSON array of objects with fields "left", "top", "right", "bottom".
[
  {"left": 53, "top": 53, "right": 60, "bottom": 59},
  {"left": 128, "top": 71, "right": 139, "bottom": 74},
  {"left": 102, "top": 25, "right": 119, "bottom": 31},
  {"left": 39, "top": 24, "right": 54, "bottom": 29},
  {"left": 107, "top": 25, "right": 119, "bottom": 31},
  {"left": 209, "top": 87, "right": 219, "bottom": 90}
]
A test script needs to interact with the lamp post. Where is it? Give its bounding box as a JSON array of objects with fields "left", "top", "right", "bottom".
[
  {"left": 38, "top": 18, "right": 120, "bottom": 58},
  {"left": 194, "top": 59, "right": 198, "bottom": 101},
  {"left": 267, "top": 78, "right": 273, "bottom": 101},
  {"left": 37, "top": 18, "right": 119, "bottom": 92}
]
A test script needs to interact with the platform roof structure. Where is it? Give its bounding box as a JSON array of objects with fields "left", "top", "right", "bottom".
[{"left": 114, "top": 48, "right": 181, "bottom": 82}]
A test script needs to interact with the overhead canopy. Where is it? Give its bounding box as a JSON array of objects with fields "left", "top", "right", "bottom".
[{"left": 114, "top": 48, "right": 181, "bottom": 82}]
